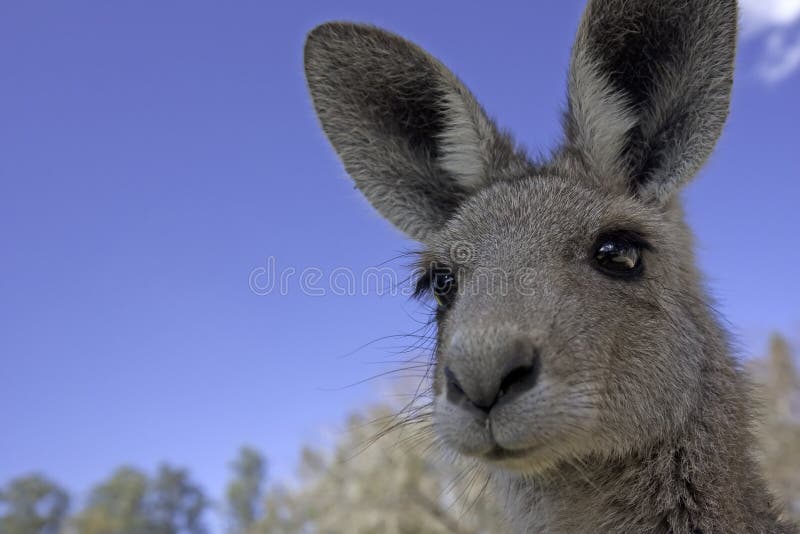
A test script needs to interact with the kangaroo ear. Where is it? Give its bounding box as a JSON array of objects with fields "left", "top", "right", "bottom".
[
  {"left": 562, "top": 0, "right": 737, "bottom": 203},
  {"left": 304, "top": 22, "right": 528, "bottom": 241}
]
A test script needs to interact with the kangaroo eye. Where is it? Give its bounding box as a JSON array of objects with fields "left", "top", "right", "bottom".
[
  {"left": 593, "top": 233, "right": 646, "bottom": 279},
  {"left": 431, "top": 267, "right": 458, "bottom": 309}
]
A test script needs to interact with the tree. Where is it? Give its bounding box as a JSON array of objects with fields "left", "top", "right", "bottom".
[
  {"left": 254, "top": 406, "right": 508, "bottom": 533},
  {"left": 0, "top": 474, "right": 69, "bottom": 534},
  {"left": 73, "top": 465, "right": 208, "bottom": 534},
  {"left": 149, "top": 465, "right": 208, "bottom": 534},
  {"left": 225, "top": 447, "right": 266, "bottom": 533},
  {"left": 73, "top": 467, "right": 151, "bottom": 534},
  {"left": 750, "top": 334, "right": 800, "bottom": 523}
]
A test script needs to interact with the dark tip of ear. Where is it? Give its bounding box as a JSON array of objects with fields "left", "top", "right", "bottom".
[
  {"left": 304, "top": 22, "right": 344, "bottom": 69},
  {"left": 306, "top": 21, "right": 345, "bottom": 44},
  {"left": 304, "top": 22, "right": 378, "bottom": 62},
  {"left": 304, "top": 22, "right": 338, "bottom": 68}
]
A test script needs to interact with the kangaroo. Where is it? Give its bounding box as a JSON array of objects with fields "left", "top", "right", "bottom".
[{"left": 303, "top": 1, "right": 798, "bottom": 532}]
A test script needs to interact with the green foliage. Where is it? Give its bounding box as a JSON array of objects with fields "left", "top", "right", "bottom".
[
  {"left": 149, "top": 465, "right": 208, "bottom": 534},
  {"left": 225, "top": 447, "right": 265, "bottom": 533},
  {"left": 0, "top": 475, "right": 69, "bottom": 534},
  {"left": 73, "top": 467, "right": 149, "bottom": 534},
  {"left": 72, "top": 465, "right": 207, "bottom": 534}
]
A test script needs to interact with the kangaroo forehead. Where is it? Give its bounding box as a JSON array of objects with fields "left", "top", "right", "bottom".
[{"left": 433, "top": 178, "right": 657, "bottom": 254}]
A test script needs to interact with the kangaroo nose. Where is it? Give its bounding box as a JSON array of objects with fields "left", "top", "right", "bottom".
[{"left": 444, "top": 340, "right": 540, "bottom": 414}]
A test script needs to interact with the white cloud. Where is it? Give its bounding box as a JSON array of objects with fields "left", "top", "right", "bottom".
[
  {"left": 740, "top": 0, "right": 800, "bottom": 34},
  {"left": 739, "top": 0, "right": 800, "bottom": 83},
  {"left": 759, "top": 31, "right": 800, "bottom": 83}
]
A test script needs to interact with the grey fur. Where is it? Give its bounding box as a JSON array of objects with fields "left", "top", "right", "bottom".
[
  {"left": 304, "top": 1, "right": 798, "bottom": 532},
  {"left": 304, "top": 22, "right": 530, "bottom": 241},
  {"left": 558, "top": 0, "right": 739, "bottom": 203}
]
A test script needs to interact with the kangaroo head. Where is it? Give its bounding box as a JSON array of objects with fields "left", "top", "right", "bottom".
[{"left": 304, "top": 0, "right": 737, "bottom": 474}]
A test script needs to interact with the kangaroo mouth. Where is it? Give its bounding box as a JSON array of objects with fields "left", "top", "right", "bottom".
[{"left": 483, "top": 445, "right": 534, "bottom": 461}]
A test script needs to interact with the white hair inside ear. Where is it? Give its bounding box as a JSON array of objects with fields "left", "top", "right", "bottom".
[
  {"left": 437, "top": 90, "right": 493, "bottom": 190},
  {"left": 566, "top": 49, "right": 637, "bottom": 187}
]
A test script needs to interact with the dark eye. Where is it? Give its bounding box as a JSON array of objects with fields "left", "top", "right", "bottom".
[
  {"left": 593, "top": 233, "right": 646, "bottom": 279},
  {"left": 431, "top": 266, "right": 457, "bottom": 309}
]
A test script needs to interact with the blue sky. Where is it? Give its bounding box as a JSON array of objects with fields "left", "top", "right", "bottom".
[{"left": 1, "top": 0, "right": 799, "bottom": 517}]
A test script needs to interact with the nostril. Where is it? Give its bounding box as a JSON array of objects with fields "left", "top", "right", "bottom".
[
  {"left": 444, "top": 366, "right": 491, "bottom": 414},
  {"left": 444, "top": 366, "right": 466, "bottom": 400},
  {"left": 443, "top": 345, "right": 541, "bottom": 414},
  {"left": 496, "top": 351, "right": 540, "bottom": 405}
]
